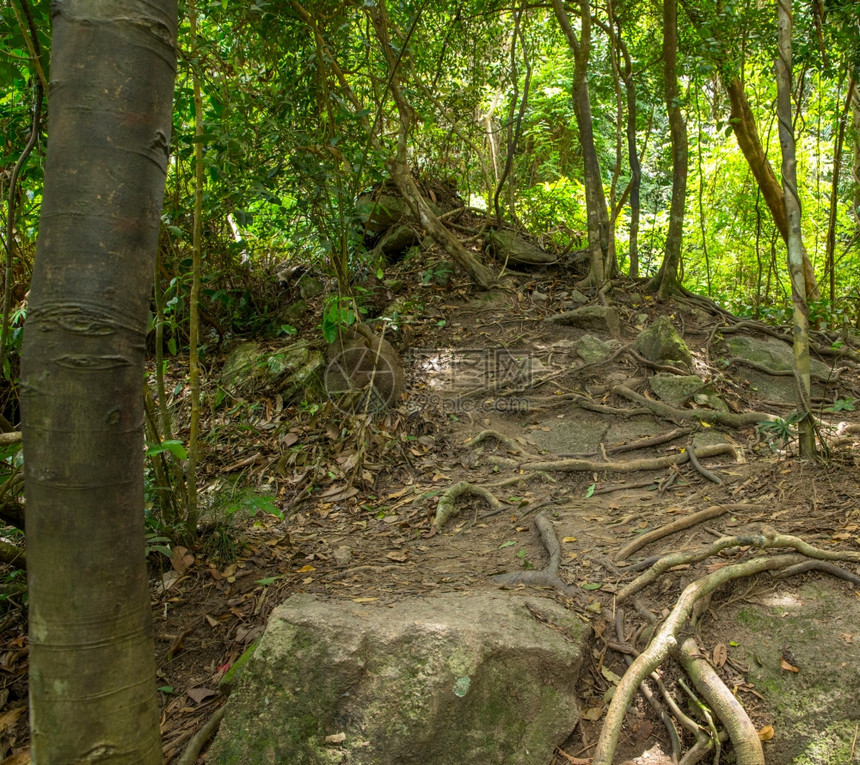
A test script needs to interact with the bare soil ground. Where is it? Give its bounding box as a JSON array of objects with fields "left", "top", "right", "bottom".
[{"left": 1, "top": 265, "right": 859, "bottom": 764}]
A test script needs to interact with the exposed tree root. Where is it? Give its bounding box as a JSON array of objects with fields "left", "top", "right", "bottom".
[
  {"left": 492, "top": 512, "right": 585, "bottom": 603},
  {"left": 686, "top": 440, "right": 723, "bottom": 484},
  {"left": 467, "top": 429, "right": 542, "bottom": 459},
  {"left": 559, "top": 427, "right": 691, "bottom": 460},
  {"left": 592, "top": 477, "right": 665, "bottom": 495},
  {"left": 614, "top": 504, "right": 764, "bottom": 562},
  {"left": 618, "top": 528, "right": 860, "bottom": 603},
  {"left": 592, "top": 553, "right": 804, "bottom": 765},
  {"left": 606, "top": 427, "right": 693, "bottom": 456},
  {"left": 674, "top": 637, "right": 765, "bottom": 765},
  {"left": 627, "top": 348, "right": 690, "bottom": 375},
  {"left": 0, "top": 432, "right": 21, "bottom": 445},
  {"left": 726, "top": 356, "right": 840, "bottom": 383},
  {"left": 614, "top": 384, "right": 774, "bottom": 426},
  {"left": 434, "top": 481, "right": 505, "bottom": 528},
  {"left": 176, "top": 706, "right": 226, "bottom": 765},
  {"left": 520, "top": 443, "right": 736, "bottom": 474},
  {"left": 773, "top": 559, "right": 860, "bottom": 585}
]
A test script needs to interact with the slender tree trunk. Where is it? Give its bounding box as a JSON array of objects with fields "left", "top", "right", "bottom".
[
  {"left": 775, "top": 0, "right": 815, "bottom": 457},
  {"left": 724, "top": 77, "right": 820, "bottom": 298},
  {"left": 552, "top": 0, "right": 615, "bottom": 287},
  {"left": 826, "top": 79, "right": 855, "bottom": 305},
  {"left": 650, "top": 0, "right": 688, "bottom": 297},
  {"left": 20, "top": 1, "right": 177, "bottom": 760},
  {"left": 186, "top": 1, "right": 204, "bottom": 536},
  {"left": 618, "top": 30, "right": 641, "bottom": 279},
  {"left": 852, "top": 86, "right": 860, "bottom": 231}
]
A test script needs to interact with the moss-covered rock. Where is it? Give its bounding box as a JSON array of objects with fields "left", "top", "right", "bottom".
[
  {"left": 717, "top": 582, "right": 860, "bottom": 764},
  {"left": 547, "top": 305, "right": 621, "bottom": 338},
  {"left": 208, "top": 592, "right": 590, "bottom": 765},
  {"left": 220, "top": 340, "right": 324, "bottom": 402},
  {"left": 576, "top": 334, "right": 615, "bottom": 364},
  {"left": 634, "top": 316, "right": 692, "bottom": 369}
]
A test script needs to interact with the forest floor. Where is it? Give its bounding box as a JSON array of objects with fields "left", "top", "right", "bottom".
[{"left": 1, "top": 260, "right": 860, "bottom": 764}]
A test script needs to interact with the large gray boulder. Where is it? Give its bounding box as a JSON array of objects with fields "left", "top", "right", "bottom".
[{"left": 209, "top": 592, "right": 590, "bottom": 765}]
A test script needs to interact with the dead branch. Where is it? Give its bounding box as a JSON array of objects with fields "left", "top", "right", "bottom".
[
  {"left": 521, "top": 443, "right": 737, "bottom": 474},
  {"left": 674, "top": 637, "right": 765, "bottom": 765},
  {"left": 435, "top": 481, "right": 505, "bottom": 529},
  {"left": 614, "top": 504, "right": 764, "bottom": 562},
  {"left": 592, "top": 553, "right": 804, "bottom": 765},
  {"left": 492, "top": 511, "right": 585, "bottom": 602},
  {"left": 0, "top": 432, "right": 21, "bottom": 445}
]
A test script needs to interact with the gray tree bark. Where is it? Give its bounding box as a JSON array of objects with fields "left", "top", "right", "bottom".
[
  {"left": 20, "top": 1, "right": 177, "bottom": 760},
  {"left": 649, "top": 0, "right": 688, "bottom": 297},
  {"left": 775, "top": 0, "right": 815, "bottom": 457},
  {"left": 552, "top": 0, "right": 615, "bottom": 288}
]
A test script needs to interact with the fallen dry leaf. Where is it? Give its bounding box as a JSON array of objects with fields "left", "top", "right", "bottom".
[
  {"left": 187, "top": 686, "right": 217, "bottom": 704},
  {"left": 780, "top": 658, "right": 799, "bottom": 673},
  {"left": 757, "top": 725, "right": 775, "bottom": 741},
  {"left": 712, "top": 643, "right": 728, "bottom": 667},
  {"left": 579, "top": 705, "right": 604, "bottom": 721}
]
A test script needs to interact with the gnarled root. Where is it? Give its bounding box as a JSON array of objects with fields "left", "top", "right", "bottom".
[
  {"left": 591, "top": 553, "right": 804, "bottom": 765},
  {"left": 434, "top": 481, "right": 504, "bottom": 529},
  {"left": 521, "top": 443, "right": 737, "bottom": 474},
  {"left": 674, "top": 637, "right": 765, "bottom": 765},
  {"left": 493, "top": 512, "right": 585, "bottom": 603}
]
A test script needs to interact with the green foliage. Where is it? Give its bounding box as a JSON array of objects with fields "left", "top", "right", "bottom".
[
  {"left": 321, "top": 296, "right": 358, "bottom": 343},
  {"left": 757, "top": 413, "right": 803, "bottom": 448}
]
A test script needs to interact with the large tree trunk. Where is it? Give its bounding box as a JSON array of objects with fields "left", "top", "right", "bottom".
[
  {"left": 725, "top": 77, "right": 820, "bottom": 299},
  {"left": 775, "top": 0, "right": 815, "bottom": 457},
  {"left": 650, "top": 0, "right": 688, "bottom": 297},
  {"left": 552, "top": 0, "right": 615, "bottom": 288},
  {"left": 20, "top": 1, "right": 177, "bottom": 761}
]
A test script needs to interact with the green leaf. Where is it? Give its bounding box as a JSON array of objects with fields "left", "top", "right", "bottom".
[
  {"left": 256, "top": 576, "right": 284, "bottom": 586},
  {"left": 499, "top": 540, "right": 516, "bottom": 549},
  {"left": 585, "top": 483, "right": 596, "bottom": 498},
  {"left": 581, "top": 583, "right": 602, "bottom": 590},
  {"left": 146, "top": 440, "right": 188, "bottom": 460}
]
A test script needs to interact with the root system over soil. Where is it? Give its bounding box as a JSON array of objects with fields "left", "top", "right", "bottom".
[{"left": 2, "top": 263, "right": 860, "bottom": 765}]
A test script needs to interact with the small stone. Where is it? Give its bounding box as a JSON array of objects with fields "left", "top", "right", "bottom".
[{"left": 333, "top": 546, "right": 352, "bottom": 567}]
